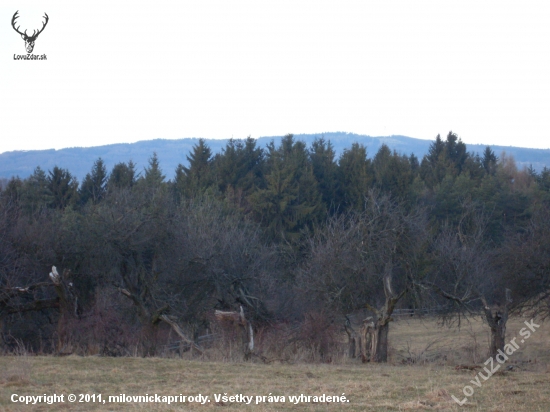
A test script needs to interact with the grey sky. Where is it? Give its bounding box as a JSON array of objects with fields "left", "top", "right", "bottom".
[{"left": 1, "top": 0, "right": 549, "bottom": 153}]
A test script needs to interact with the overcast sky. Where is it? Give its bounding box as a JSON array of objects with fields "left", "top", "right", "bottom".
[{"left": 1, "top": 1, "right": 549, "bottom": 154}]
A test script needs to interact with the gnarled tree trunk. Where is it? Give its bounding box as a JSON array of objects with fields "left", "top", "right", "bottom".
[
  {"left": 481, "top": 290, "right": 512, "bottom": 359},
  {"left": 118, "top": 285, "right": 201, "bottom": 356},
  {"left": 345, "top": 316, "right": 375, "bottom": 362},
  {"left": 360, "top": 318, "right": 374, "bottom": 362},
  {"left": 370, "top": 317, "right": 391, "bottom": 362},
  {"left": 366, "top": 265, "right": 406, "bottom": 363},
  {"left": 49, "top": 266, "right": 79, "bottom": 353},
  {"left": 215, "top": 306, "right": 254, "bottom": 360},
  {"left": 0, "top": 266, "right": 77, "bottom": 353},
  {"left": 344, "top": 318, "right": 360, "bottom": 358}
]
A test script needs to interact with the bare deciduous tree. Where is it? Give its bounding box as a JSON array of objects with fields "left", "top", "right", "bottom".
[
  {"left": 422, "top": 203, "right": 519, "bottom": 358},
  {"left": 300, "top": 191, "right": 427, "bottom": 362},
  {"left": 497, "top": 206, "right": 550, "bottom": 320}
]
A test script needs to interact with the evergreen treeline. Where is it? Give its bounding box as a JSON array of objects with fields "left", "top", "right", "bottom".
[{"left": 1, "top": 132, "right": 550, "bottom": 361}]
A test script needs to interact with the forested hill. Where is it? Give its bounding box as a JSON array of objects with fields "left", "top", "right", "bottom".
[
  {"left": 2, "top": 131, "right": 550, "bottom": 360},
  {"left": 1, "top": 132, "right": 549, "bottom": 181}
]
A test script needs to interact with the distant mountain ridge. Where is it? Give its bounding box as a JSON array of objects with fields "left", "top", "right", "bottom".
[{"left": 1, "top": 132, "right": 549, "bottom": 181}]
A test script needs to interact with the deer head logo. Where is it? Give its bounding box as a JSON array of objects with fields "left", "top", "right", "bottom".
[{"left": 11, "top": 11, "right": 49, "bottom": 54}]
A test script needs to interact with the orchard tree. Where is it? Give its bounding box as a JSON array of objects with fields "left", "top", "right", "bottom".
[
  {"left": 78, "top": 187, "right": 176, "bottom": 355},
  {"left": 301, "top": 191, "right": 427, "bottom": 362},
  {"left": 421, "top": 203, "right": 538, "bottom": 358},
  {"left": 498, "top": 205, "right": 550, "bottom": 320}
]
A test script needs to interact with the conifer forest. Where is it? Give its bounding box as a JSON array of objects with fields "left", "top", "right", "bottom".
[{"left": 1, "top": 133, "right": 549, "bottom": 362}]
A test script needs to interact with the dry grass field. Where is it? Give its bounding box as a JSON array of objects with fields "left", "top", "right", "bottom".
[{"left": 0, "top": 316, "right": 548, "bottom": 411}]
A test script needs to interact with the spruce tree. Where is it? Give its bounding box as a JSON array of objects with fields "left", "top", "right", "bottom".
[
  {"left": 20, "top": 166, "right": 53, "bottom": 215},
  {"left": 143, "top": 152, "right": 166, "bottom": 188},
  {"left": 482, "top": 147, "right": 498, "bottom": 175},
  {"left": 80, "top": 158, "right": 108, "bottom": 204},
  {"left": 47, "top": 166, "right": 79, "bottom": 209},
  {"left": 249, "top": 135, "right": 322, "bottom": 241},
  {"left": 177, "top": 139, "right": 213, "bottom": 197},
  {"left": 107, "top": 161, "right": 137, "bottom": 190},
  {"left": 420, "top": 134, "right": 451, "bottom": 189},
  {"left": 310, "top": 137, "right": 338, "bottom": 212},
  {"left": 337, "top": 143, "right": 373, "bottom": 211}
]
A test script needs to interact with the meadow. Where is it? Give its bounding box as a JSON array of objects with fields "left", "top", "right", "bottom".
[{"left": 0, "top": 316, "right": 548, "bottom": 411}]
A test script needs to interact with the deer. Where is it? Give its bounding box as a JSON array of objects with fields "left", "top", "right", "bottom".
[{"left": 11, "top": 11, "right": 49, "bottom": 54}]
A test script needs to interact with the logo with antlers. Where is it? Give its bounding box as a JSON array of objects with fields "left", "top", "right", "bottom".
[{"left": 11, "top": 11, "right": 49, "bottom": 54}]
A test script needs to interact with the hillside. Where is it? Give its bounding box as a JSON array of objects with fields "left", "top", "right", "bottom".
[{"left": 1, "top": 132, "right": 549, "bottom": 181}]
